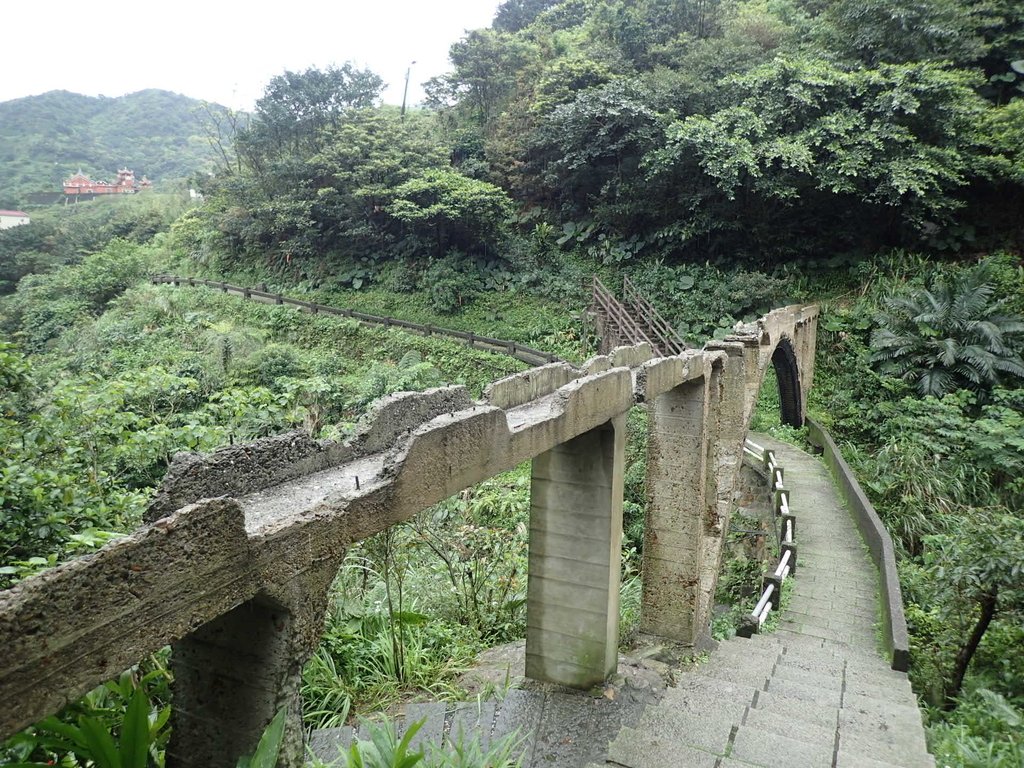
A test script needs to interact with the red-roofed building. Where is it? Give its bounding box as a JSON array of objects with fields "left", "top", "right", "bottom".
[
  {"left": 63, "top": 168, "right": 152, "bottom": 195},
  {"left": 0, "top": 210, "right": 30, "bottom": 229}
]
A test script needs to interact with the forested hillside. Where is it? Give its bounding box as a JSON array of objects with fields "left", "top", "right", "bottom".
[
  {"left": 1, "top": 1, "right": 1023, "bottom": 766},
  {"left": 0, "top": 89, "right": 235, "bottom": 207},
  {"left": 185, "top": 0, "right": 1024, "bottom": 282}
]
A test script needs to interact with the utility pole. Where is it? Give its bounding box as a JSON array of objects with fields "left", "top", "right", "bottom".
[{"left": 400, "top": 61, "right": 416, "bottom": 120}]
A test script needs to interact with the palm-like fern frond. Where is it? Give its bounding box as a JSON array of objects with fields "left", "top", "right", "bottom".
[{"left": 871, "top": 263, "right": 1024, "bottom": 398}]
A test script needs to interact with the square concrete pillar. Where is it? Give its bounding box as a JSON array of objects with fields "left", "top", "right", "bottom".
[
  {"left": 640, "top": 376, "right": 710, "bottom": 645},
  {"left": 167, "top": 563, "right": 337, "bottom": 768},
  {"left": 167, "top": 596, "right": 301, "bottom": 768},
  {"left": 526, "top": 416, "right": 625, "bottom": 689},
  {"left": 697, "top": 360, "right": 727, "bottom": 630}
]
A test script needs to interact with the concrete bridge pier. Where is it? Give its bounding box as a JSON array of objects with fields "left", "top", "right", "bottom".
[
  {"left": 166, "top": 561, "right": 339, "bottom": 768},
  {"left": 698, "top": 344, "right": 754, "bottom": 622},
  {"left": 639, "top": 367, "right": 718, "bottom": 646},
  {"left": 526, "top": 416, "right": 625, "bottom": 688}
]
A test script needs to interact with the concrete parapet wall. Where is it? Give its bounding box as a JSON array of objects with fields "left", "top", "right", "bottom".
[
  {"left": 484, "top": 363, "right": 581, "bottom": 409},
  {"left": 0, "top": 498, "right": 253, "bottom": 737},
  {"left": 349, "top": 385, "right": 474, "bottom": 455},
  {"left": 610, "top": 342, "right": 655, "bottom": 369},
  {"left": 147, "top": 432, "right": 352, "bottom": 521},
  {"left": 147, "top": 387, "right": 473, "bottom": 522}
]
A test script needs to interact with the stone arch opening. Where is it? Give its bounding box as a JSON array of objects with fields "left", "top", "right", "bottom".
[{"left": 770, "top": 337, "right": 803, "bottom": 428}]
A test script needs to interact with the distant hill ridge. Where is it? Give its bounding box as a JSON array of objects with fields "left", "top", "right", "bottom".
[{"left": 0, "top": 89, "right": 234, "bottom": 207}]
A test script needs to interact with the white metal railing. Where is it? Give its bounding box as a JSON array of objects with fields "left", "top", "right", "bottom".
[
  {"left": 739, "top": 439, "right": 799, "bottom": 637},
  {"left": 753, "top": 583, "right": 775, "bottom": 627}
]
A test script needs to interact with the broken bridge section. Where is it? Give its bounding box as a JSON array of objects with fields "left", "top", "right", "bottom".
[{"left": 0, "top": 304, "right": 818, "bottom": 767}]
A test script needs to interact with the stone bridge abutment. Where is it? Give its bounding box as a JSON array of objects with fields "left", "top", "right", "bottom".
[{"left": 0, "top": 305, "right": 818, "bottom": 767}]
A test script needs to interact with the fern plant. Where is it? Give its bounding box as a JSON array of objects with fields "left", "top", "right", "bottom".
[{"left": 870, "top": 264, "right": 1024, "bottom": 398}]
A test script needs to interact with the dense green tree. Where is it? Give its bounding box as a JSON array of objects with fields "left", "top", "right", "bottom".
[
  {"left": 645, "top": 58, "right": 991, "bottom": 258},
  {"left": 969, "top": 0, "right": 1024, "bottom": 100},
  {"left": 493, "top": 0, "right": 563, "bottom": 32},
  {"left": 425, "top": 30, "right": 541, "bottom": 126},
  {"left": 236, "top": 64, "right": 385, "bottom": 170},
  {"left": 529, "top": 78, "right": 666, "bottom": 230},
  {"left": 193, "top": 109, "right": 449, "bottom": 273},
  {"left": 387, "top": 169, "right": 515, "bottom": 259},
  {"left": 816, "top": 0, "right": 985, "bottom": 67}
]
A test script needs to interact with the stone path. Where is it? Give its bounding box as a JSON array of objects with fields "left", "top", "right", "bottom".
[
  {"left": 308, "top": 436, "right": 935, "bottom": 768},
  {"left": 590, "top": 435, "right": 934, "bottom": 768}
]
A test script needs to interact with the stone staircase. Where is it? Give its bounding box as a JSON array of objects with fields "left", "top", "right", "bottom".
[
  {"left": 590, "top": 630, "right": 932, "bottom": 768},
  {"left": 588, "top": 435, "right": 934, "bottom": 768}
]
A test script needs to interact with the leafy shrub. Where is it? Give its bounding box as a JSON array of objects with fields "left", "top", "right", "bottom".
[
  {"left": 2, "top": 660, "right": 172, "bottom": 767},
  {"left": 313, "top": 717, "right": 524, "bottom": 768},
  {"left": 1, "top": 239, "right": 154, "bottom": 350},
  {"left": 928, "top": 689, "right": 1024, "bottom": 768},
  {"left": 423, "top": 253, "right": 483, "bottom": 315},
  {"left": 234, "top": 343, "right": 307, "bottom": 388}
]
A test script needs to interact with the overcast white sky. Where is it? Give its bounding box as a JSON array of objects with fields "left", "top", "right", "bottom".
[{"left": 0, "top": 0, "right": 504, "bottom": 109}]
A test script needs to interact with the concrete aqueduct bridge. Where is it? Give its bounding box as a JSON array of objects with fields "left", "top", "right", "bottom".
[{"left": 0, "top": 304, "right": 818, "bottom": 767}]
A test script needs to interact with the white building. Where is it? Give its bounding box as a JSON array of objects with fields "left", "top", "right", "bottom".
[{"left": 0, "top": 210, "right": 30, "bottom": 230}]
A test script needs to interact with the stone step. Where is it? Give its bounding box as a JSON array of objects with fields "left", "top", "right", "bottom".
[
  {"left": 488, "top": 689, "right": 543, "bottom": 763},
  {"left": 641, "top": 694, "right": 746, "bottom": 754},
  {"left": 765, "top": 676, "right": 843, "bottom": 708},
  {"left": 770, "top": 663, "right": 845, "bottom": 694},
  {"left": 400, "top": 702, "right": 447, "bottom": 752},
  {"left": 730, "top": 724, "right": 834, "bottom": 767},
  {"left": 306, "top": 725, "right": 356, "bottom": 764},
  {"left": 840, "top": 692, "right": 926, "bottom": 733},
  {"left": 786, "top": 601, "right": 878, "bottom": 624},
  {"left": 527, "top": 689, "right": 632, "bottom": 767},
  {"left": 746, "top": 629, "right": 829, "bottom": 653},
  {"left": 743, "top": 705, "right": 835, "bottom": 747},
  {"left": 693, "top": 661, "right": 772, "bottom": 689},
  {"left": 662, "top": 672, "right": 761, "bottom": 711},
  {"left": 782, "top": 643, "right": 890, "bottom": 671},
  {"left": 758, "top": 631, "right": 890, "bottom": 666},
  {"left": 605, "top": 725, "right": 721, "bottom": 768},
  {"left": 844, "top": 659, "right": 914, "bottom": 686},
  {"left": 630, "top": 675, "right": 761, "bottom": 753},
  {"left": 837, "top": 726, "right": 933, "bottom": 768},
  {"left": 709, "top": 639, "right": 782, "bottom": 665},
  {"left": 751, "top": 689, "right": 840, "bottom": 731},
  {"left": 845, "top": 673, "right": 917, "bottom": 706},
  {"left": 783, "top": 613, "right": 879, "bottom": 638},
  {"left": 773, "top": 652, "right": 844, "bottom": 680},
  {"left": 447, "top": 700, "right": 496, "bottom": 749}
]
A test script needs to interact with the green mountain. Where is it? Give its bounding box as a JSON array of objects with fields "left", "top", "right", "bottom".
[{"left": 0, "top": 89, "right": 233, "bottom": 208}]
